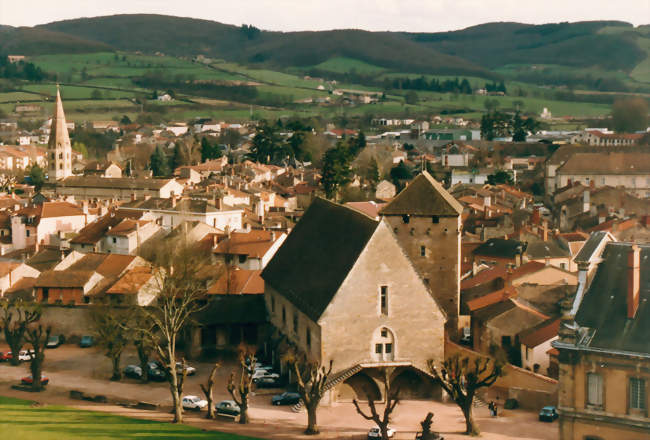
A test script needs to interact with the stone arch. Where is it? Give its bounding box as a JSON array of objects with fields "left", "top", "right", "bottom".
[
  {"left": 337, "top": 372, "right": 381, "bottom": 402},
  {"left": 392, "top": 367, "right": 442, "bottom": 400}
]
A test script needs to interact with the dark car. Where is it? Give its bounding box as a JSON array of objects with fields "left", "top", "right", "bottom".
[
  {"left": 147, "top": 362, "right": 167, "bottom": 381},
  {"left": 538, "top": 406, "right": 559, "bottom": 422},
  {"left": 271, "top": 392, "right": 301, "bottom": 406},
  {"left": 215, "top": 400, "right": 240, "bottom": 417},
  {"left": 79, "top": 335, "right": 94, "bottom": 348},
  {"left": 255, "top": 376, "right": 283, "bottom": 388},
  {"left": 21, "top": 375, "right": 49, "bottom": 386},
  {"left": 46, "top": 335, "right": 65, "bottom": 348}
]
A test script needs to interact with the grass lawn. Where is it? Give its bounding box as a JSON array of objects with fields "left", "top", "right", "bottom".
[{"left": 0, "top": 396, "right": 260, "bottom": 440}]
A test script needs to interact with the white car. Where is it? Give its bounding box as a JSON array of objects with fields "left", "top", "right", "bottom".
[
  {"left": 175, "top": 362, "right": 197, "bottom": 376},
  {"left": 182, "top": 395, "right": 207, "bottom": 410},
  {"left": 18, "top": 350, "right": 34, "bottom": 361},
  {"left": 368, "top": 426, "right": 395, "bottom": 439},
  {"left": 252, "top": 369, "right": 279, "bottom": 382}
]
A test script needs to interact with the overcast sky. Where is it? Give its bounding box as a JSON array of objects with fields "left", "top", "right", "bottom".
[{"left": 1, "top": 0, "right": 649, "bottom": 32}]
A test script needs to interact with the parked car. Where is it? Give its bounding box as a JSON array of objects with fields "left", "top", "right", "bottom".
[
  {"left": 0, "top": 352, "right": 8, "bottom": 361},
  {"left": 21, "top": 375, "right": 49, "bottom": 386},
  {"left": 79, "top": 335, "right": 94, "bottom": 348},
  {"left": 271, "top": 392, "right": 301, "bottom": 406},
  {"left": 175, "top": 362, "right": 196, "bottom": 376},
  {"left": 215, "top": 400, "right": 240, "bottom": 417},
  {"left": 252, "top": 370, "right": 280, "bottom": 383},
  {"left": 147, "top": 365, "right": 167, "bottom": 382},
  {"left": 123, "top": 365, "right": 143, "bottom": 379},
  {"left": 18, "top": 350, "right": 34, "bottom": 361},
  {"left": 182, "top": 395, "right": 207, "bottom": 411},
  {"left": 368, "top": 427, "right": 395, "bottom": 439},
  {"left": 538, "top": 406, "right": 559, "bottom": 422},
  {"left": 46, "top": 335, "right": 65, "bottom": 348},
  {"left": 255, "top": 376, "right": 283, "bottom": 388}
]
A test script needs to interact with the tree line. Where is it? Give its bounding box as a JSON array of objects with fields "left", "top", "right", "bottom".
[{"left": 0, "top": 56, "right": 50, "bottom": 82}]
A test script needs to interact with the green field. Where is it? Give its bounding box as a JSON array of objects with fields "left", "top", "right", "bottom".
[{"left": 0, "top": 396, "right": 260, "bottom": 440}]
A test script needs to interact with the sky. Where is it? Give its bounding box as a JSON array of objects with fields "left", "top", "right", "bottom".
[{"left": 1, "top": 0, "right": 649, "bottom": 32}]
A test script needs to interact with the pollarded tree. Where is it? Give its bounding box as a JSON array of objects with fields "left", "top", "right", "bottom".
[
  {"left": 227, "top": 344, "right": 256, "bottom": 424},
  {"left": 92, "top": 306, "right": 130, "bottom": 381},
  {"left": 200, "top": 362, "right": 220, "bottom": 419},
  {"left": 427, "top": 354, "right": 504, "bottom": 436},
  {"left": 0, "top": 299, "right": 41, "bottom": 366},
  {"left": 285, "top": 353, "right": 333, "bottom": 435},
  {"left": 24, "top": 324, "right": 51, "bottom": 392},
  {"left": 352, "top": 368, "right": 400, "bottom": 440}
]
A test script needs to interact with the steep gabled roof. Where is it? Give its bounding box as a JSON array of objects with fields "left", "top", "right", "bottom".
[
  {"left": 380, "top": 171, "right": 463, "bottom": 216},
  {"left": 262, "top": 197, "right": 379, "bottom": 322}
]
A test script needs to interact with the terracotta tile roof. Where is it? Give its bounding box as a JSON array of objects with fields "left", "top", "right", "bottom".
[
  {"left": 461, "top": 261, "right": 546, "bottom": 290},
  {"left": 466, "top": 286, "right": 516, "bottom": 312},
  {"left": 35, "top": 270, "right": 96, "bottom": 288},
  {"left": 213, "top": 230, "right": 279, "bottom": 258},
  {"left": 5, "top": 276, "right": 37, "bottom": 294},
  {"left": 106, "top": 266, "right": 154, "bottom": 295},
  {"left": 519, "top": 318, "right": 561, "bottom": 348},
  {"left": 0, "top": 261, "right": 20, "bottom": 278},
  {"left": 557, "top": 232, "right": 589, "bottom": 242},
  {"left": 96, "top": 254, "right": 138, "bottom": 279},
  {"left": 71, "top": 210, "right": 143, "bottom": 244},
  {"left": 207, "top": 269, "right": 264, "bottom": 295},
  {"left": 40, "top": 201, "right": 84, "bottom": 218},
  {"left": 106, "top": 219, "right": 150, "bottom": 236},
  {"left": 344, "top": 201, "right": 387, "bottom": 219}
]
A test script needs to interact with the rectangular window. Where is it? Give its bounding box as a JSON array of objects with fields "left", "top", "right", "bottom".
[
  {"left": 26, "top": 230, "right": 30, "bottom": 237},
  {"left": 630, "top": 377, "right": 646, "bottom": 410},
  {"left": 112, "top": 237, "right": 117, "bottom": 244},
  {"left": 432, "top": 215, "right": 440, "bottom": 224},
  {"left": 385, "top": 343, "right": 392, "bottom": 354},
  {"left": 381, "top": 328, "right": 387, "bottom": 338},
  {"left": 380, "top": 286, "right": 388, "bottom": 315},
  {"left": 420, "top": 245, "right": 426, "bottom": 257},
  {"left": 587, "top": 373, "right": 603, "bottom": 407},
  {"left": 238, "top": 255, "right": 247, "bottom": 264},
  {"left": 375, "top": 344, "right": 383, "bottom": 354}
]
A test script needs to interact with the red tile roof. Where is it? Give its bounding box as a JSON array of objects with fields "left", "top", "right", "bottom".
[
  {"left": 207, "top": 269, "right": 264, "bottom": 295},
  {"left": 520, "top": 318, "right": 561, "bottom": 348},
  {"left": 106, "top": 266, "right": 154, "bottom": 295}
]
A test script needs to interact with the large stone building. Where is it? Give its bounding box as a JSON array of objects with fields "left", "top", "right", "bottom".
[
  {"left": 380, "top": 171, "right": 463, "bottom": 336},
  {"left": 262, "top": 198, "right": 446, "bottom": 401},
  {"left": 554, "top": 242, "right": 650, "bottom": 439},
  {"left": 47, "top": 86, "right": 73, "bottom": 182}
]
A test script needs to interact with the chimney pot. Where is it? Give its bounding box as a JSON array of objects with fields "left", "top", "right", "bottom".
[{"left": 627, "top": 244, "right": 641, "bottom": 319}]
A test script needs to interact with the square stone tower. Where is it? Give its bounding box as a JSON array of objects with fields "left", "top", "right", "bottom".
[
  {"left": 47, "top": 86, "right": 73, "bottom": 182},
  {"left": 380, "top": 171, "right": 463, "bottom": 338}
]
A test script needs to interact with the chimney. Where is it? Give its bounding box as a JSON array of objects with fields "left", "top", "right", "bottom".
[
  {"left": 531, "top": 206, "right": 540, "bottom": 225},
  {"left": 131, "top": 192, "right": 137, "bottom": 202},
  {"left": 542, "top": 220, "right": 548, "bottom": 242},
  {"left": 480, "top": 225, "right": 486, "bottom": 242},
  {"left": 82, "top": 201, "right": 88, "bottom": 215},
  {"left": 583, "top": 190, "right": 590, "bottom": 213},
  {"left": 212, "top": 234, "right": 218, "bottom": 248},
  {"left": 627, "top": 245, "right": 641, "bottom": 319},
  {"left": 589, "top": 180, "right": 595, "bottom": 189},
  {"left": 215, "top": 197, "right": 222, "bottom": 210},
  {"left": 171, "top": 195, "right": 177, "bottom": 209}
]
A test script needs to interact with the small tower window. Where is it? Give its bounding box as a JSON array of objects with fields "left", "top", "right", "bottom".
[
  {"left": 59, "top": 153, "right": 63, "bottom": 159},
  {"left": 380, "top": 286, "right": 388, "bottom": 315},
  {"left": 402, "top": 215, "right": 410, "bottom": 224},
  {"left": 420, "top": 245, "right": 426, "bottom": 257},
  {"left": 432, "top": 215, "right": 440, "bottom": 223}
]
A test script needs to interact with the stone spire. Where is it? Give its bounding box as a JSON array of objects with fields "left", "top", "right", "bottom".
[{"left": 47, "top": 85, "right": 72, "bottom": 182}]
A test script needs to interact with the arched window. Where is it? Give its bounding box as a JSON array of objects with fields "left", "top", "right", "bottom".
[{"left": 371, "top": 327, "right": 395, "bottom": 362}]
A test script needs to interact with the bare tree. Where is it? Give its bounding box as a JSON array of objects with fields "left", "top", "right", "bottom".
[
  {"left": 129, "top": 240, "right": 212, "bottom": 423},
  {"left": 0, "top": 299, "right": 41, "bottom": 366},
  {"left": 24, "top": 324, "right": 51, "bottom": 392},
  {"left": 428, "top": 354, "right": 504, "bottom": 436},
  {"left": 92, "top": 306, "right": 130, "bottom": 381},
  {"left": 418, "top": 412, "right": 440, "bottom": 440},
  {"left": 352, "top": 368, "right": 400, "bottom": 440},
  {"left": 285, "top": 353, "right": 333, "bottom": 435},
  {"left": 200, "top": 362, "right": 220, "bottom": 419},
  {"left": 227, "top": 344, "right": 256, "bottom": 424},
  {"left": 129, "top": 310, "right": 155, "bottom": 383}
]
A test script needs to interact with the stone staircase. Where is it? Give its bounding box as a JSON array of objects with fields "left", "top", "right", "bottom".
[{"left": 290, "top": 364, "right": 363, "bottom": 413}]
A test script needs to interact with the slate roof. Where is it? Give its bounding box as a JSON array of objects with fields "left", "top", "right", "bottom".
[
  {"left": 574, "top": 231, "right": 611, "bottom": 263},
  {"left": 525, "top": 236, "right": 571, "bottom": 260},
  {"left": 262, "top": 197, "right": 379, "bottom": 321},
  {"left": 198, "top": 295, "right": 267, "bottom": 325},
  {"left": 575, "top": 242, "right": 650, "bottom": 355},
  {"left": 380, "top": 171, "right": 463, "bottom": 216},
  {"left": 58, "top": 176, "right": 174, "bottom": 190},
  {"left": 472, "top": 238, "right": 526, "bottom": 259}
]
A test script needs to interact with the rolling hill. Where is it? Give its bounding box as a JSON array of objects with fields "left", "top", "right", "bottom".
[{"left": 0, "top": 26, "right": 112, "bottom": 55}]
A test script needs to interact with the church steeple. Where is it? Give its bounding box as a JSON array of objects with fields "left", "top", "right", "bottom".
[{"left": 47, "top": 85, "right": 72, "bottom": 182}]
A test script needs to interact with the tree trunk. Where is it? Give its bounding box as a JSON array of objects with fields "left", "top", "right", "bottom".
[
  {"left": 305, "top": 403, "right": 319, "bottom": 435},
  {"left": 461, "top": 399, "right": 479, "bottom": 436},
  {"left": 136, "top": 344, "right": 149, "bottom": 383},
  {"left": 6, "top": 334, "right": 22, "bottom": 366},
  {"left": 30, "top": 354, "right": 43, "bottom": 392},
  {"left": 206, "top": 392, "right": 214, "bottom": 419},
  {"left": 380, "top": 424, "right": 390, "bottom": 440},
  {"left": 110, "top": 354, "right": 122, "bottom": 381},
  {"left": 239, "top": 398, "right": 249, "bottom": 424}
]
